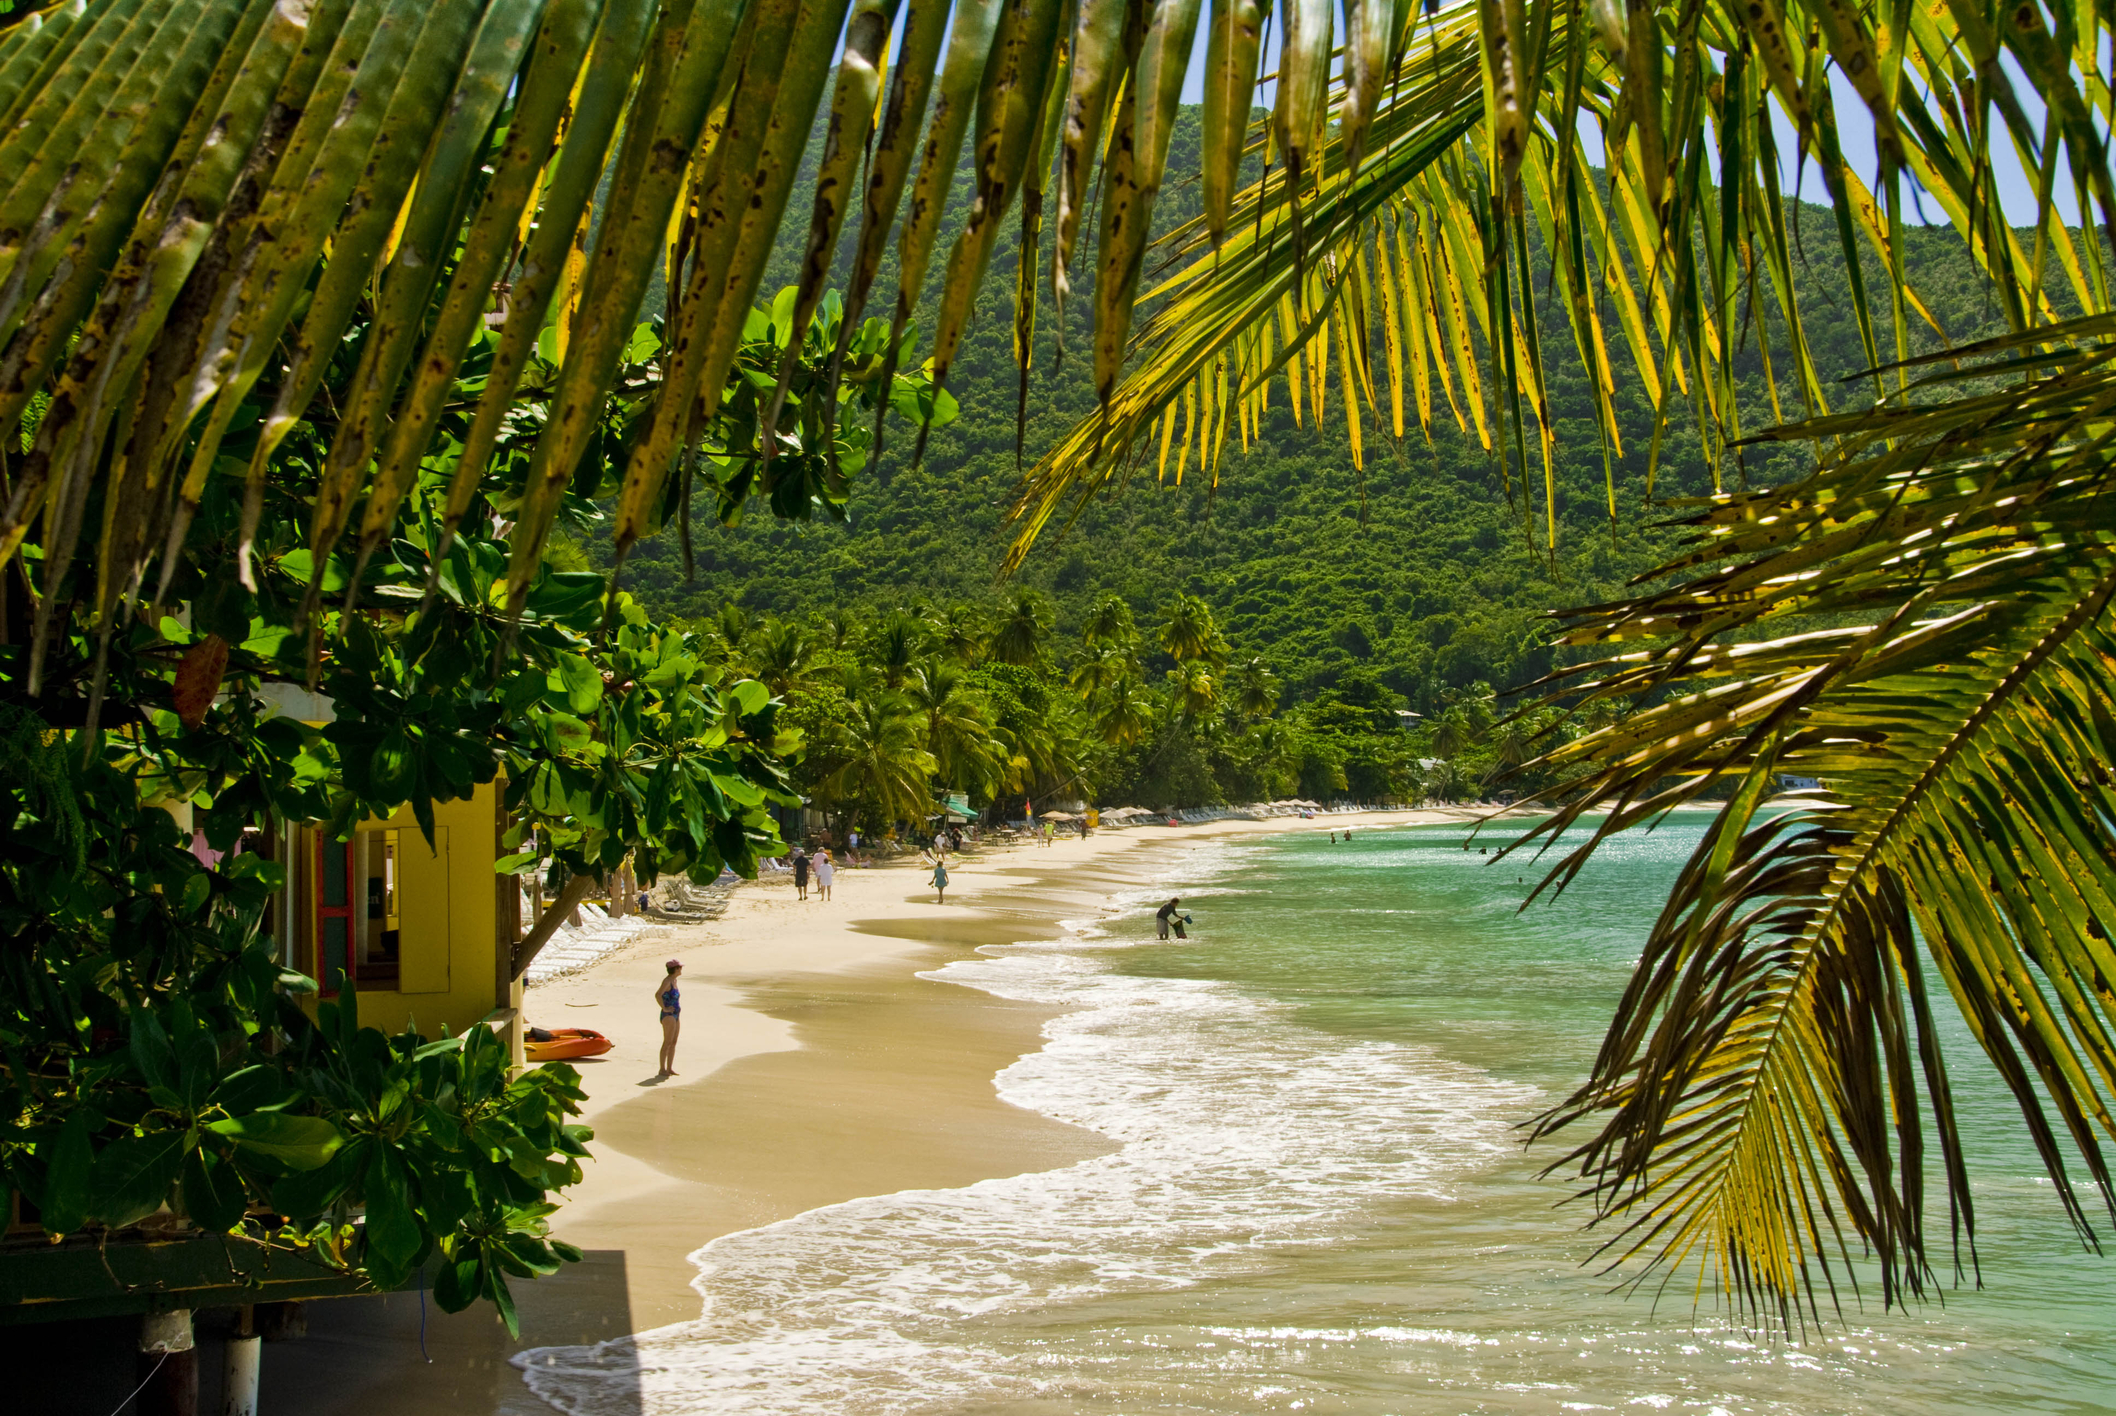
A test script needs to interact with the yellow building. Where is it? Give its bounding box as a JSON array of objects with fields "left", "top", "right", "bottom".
[{"left": 265, "top": 782, "right": 525, "bottom": 1053}]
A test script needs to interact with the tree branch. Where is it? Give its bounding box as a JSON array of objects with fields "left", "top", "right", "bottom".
[{"left": 510, "top": 871, "right": 599, "bottom": 980}]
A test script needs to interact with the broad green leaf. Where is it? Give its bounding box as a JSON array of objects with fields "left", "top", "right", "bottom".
[{"left": 208, "top": 1112, "right": 345, "bottom": 1170}]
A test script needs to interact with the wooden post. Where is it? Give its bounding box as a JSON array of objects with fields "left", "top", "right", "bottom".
[{"left": 138, "top": 1308, "right": 196, "bottom": 1416}]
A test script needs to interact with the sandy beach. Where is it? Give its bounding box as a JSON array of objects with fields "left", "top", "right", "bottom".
[{"left": 262, "top": 808, "right": 1501, "bottom": 1416}]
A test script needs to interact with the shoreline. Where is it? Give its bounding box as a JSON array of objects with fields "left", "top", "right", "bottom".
[{"left": 261, "top": 806, "right": 1514, "bottom": 1415}]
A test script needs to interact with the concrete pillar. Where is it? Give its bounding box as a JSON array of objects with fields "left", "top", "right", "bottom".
[
  {"left": 138, "top": 1308, "right": 197, "bottom": 1416},
  {"left": 221, "top": 1307, "right": 260, "bottom": 1416}
]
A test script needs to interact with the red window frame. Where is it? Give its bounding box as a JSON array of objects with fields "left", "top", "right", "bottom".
[{"left": 314, "top": 834, "right": 355, "bottom": 997}]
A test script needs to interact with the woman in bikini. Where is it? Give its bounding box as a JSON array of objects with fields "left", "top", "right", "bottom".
[{"left": 655, "top": 959, "right": 683, "bottom": 1077}]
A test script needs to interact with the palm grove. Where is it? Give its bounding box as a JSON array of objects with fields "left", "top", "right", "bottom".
[
  {"left": 696, "top": 585, "right": 1575, "bottom": 828},
  {"left": 0, "top": 0, "right": 2111, "bottom": 1344}
]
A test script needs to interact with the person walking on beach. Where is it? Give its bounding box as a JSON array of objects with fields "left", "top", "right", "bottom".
[
  {"left": 792, "top": 847, "right": 810, "bottom": 900},
  {"left": 929, "top": 857, "right": 949, "bottom": 904},
  {"left": 815, "top": 847, "right": 835, "bottom": 901},
  {"left": 1156, "top": 897, "right": 1186, "bottom": 940},
  {"left": 655, "top": 960, "right": 683, "bottom": 1077}
]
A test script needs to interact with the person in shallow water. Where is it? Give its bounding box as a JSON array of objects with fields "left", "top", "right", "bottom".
[
  {"left": 655, "top": 959, "right": 683, "bottom": 1078},
  {"left": 1156, "top": 897, "right": 1188, "bottom": 940},
  {"left": 928, "top": 857, "right": 949, "bottom": 903}
]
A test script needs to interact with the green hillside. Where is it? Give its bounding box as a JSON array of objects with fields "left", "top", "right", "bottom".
[{"left": 606, "top": 107, "right": 2014, "bottom": 716}]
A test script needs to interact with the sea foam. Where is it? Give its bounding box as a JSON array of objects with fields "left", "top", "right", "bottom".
[{"left": 514, "top": 844, "right": 1535, "bottom": 1415}]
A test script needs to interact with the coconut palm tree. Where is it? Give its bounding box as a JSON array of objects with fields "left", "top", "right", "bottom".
[
  {"left": 904, "top": 663, "right": 1003, "bottom": 795},
  {"left": 1090, "top": 674, "right": 1157, "bottom": 747},
  {"left": 1068, "top": 643, "right": 1132, "bottom": 699},
  {"left": 1230, "top": 717, "right": 1299, "bottom": 799},
  {"left": 712, "top": 605, "right": 756, "bottom": 667},
  {"left": 928, "top": 604, "right": 989, "bottom": 666},
  {"left": 1231, "top": 657, "right": 1280, "bottom": 721},
  {"left": 819, "top": 607, "right": 857, "bottom": 654},
  {"left": 988, "top": 587, "right": 1055, "bottom": 667},
  {"left": 831, "top": 658, "right": 884, "bottom": 704},
  {"left": 1420, "top": 757, "right": 1469, "bottom": 805},
  {"left": 1431, "top": 703, "right": 1482, "bottom": 760},
  {"left": 816, "top": 692, "right": 935, "bottom": 830},
  {"left": 1168, "top": 661, "right": 1218, "bottom": 720},
  {"left": 1080, "top": 592, "right": 1138, "bottom": 651},
  {"left": 1159, "top": 594, "right": 1224, "bottom": 667},
  {"left": 746, "top": 618, "right": 817, "bottom": 698},
  {"left": 872, "top": 610, "right": 928, "bottom": 689}
]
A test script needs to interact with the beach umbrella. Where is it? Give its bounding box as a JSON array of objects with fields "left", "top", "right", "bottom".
[{"left": 1039, "top": 809, "right": 1077, "bottom": 821}]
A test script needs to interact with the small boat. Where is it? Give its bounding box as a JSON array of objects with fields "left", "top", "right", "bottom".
[{"left": 525, "top": 1026, "right": 613, "bottom": 1062}]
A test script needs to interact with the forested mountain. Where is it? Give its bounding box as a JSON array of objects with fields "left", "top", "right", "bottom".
[{"left": 606, "top": 106, "right": 2022, "bottom": 716}]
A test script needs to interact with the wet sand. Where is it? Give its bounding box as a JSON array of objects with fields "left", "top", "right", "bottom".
[{"left": 260, "top": 809, "right": 1497, "bottom": 1416}]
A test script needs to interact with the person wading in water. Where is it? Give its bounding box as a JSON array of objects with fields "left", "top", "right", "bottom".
[{"left": 1156, "top": 897, "right": 1187, "bottom": 940}]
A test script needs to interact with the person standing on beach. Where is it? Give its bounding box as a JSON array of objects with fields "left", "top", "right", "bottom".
[
  {"left": 655, "top": 960, "right": 683, "bottom": 1077},
  {"left": 1156, "top": 897, "right": 1184, "bottom": 940},
  {"left": 815, "top": 847, "right": 835, "bottom": 901},
  {"left": 792, "top": 848, "right": 810, "bottom": 900},
  {"left": 929, "top": 857, "right": 949, "bottom": 903}
]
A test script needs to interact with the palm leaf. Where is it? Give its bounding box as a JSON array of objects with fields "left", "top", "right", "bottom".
[{"left": 1518, "top": 313, "right": 2116, "bottom": 1323}]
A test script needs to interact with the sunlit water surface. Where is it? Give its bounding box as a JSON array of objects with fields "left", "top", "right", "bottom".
[{"left": 518, "top": 821, "right": 2116, "bottom": 1413}]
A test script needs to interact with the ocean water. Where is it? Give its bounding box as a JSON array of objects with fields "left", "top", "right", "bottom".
[{"left": 517, "top": 822, "right": 2116, "bottom": 1414}]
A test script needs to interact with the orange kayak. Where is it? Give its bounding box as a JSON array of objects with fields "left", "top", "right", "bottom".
[{"left": 525, "top": 1027, "right": 613, "bottom": 1062}]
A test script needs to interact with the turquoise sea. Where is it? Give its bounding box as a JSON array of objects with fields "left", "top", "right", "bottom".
[{"left": 520, "top": 821, "right": 2116, "bottom": 1414}]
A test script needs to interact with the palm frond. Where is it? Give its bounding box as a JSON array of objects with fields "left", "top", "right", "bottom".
[
  {"left": 1005, "top": 0, "right": 2116, "bottom": 567},
  {"left": 1520, "top": 313, "right": 2116, "bottom": 1324}
]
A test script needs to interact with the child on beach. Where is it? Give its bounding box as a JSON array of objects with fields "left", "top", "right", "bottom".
[
  {"left": 815, "top": 848, "right": 834, "bottom": 901},
  {"left": 655, "top": 960, "right": 683, "bottom": 1077},
  {"left": 929, "top": 858, "right": 949, "bottom": 904}
]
